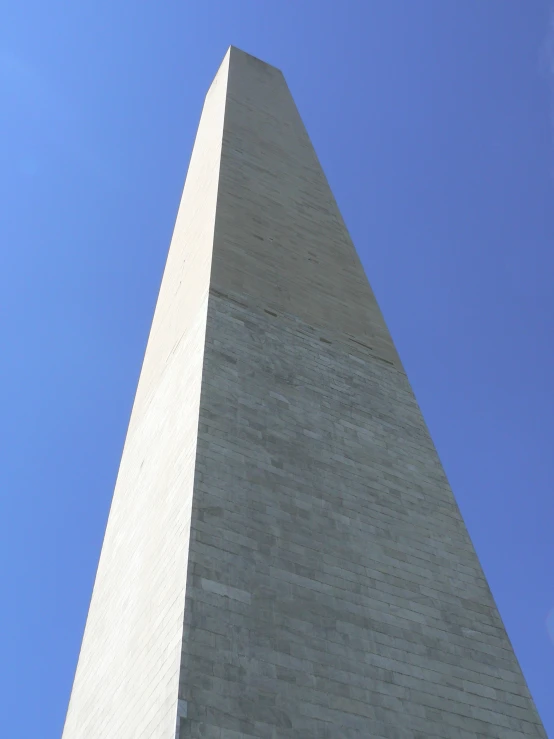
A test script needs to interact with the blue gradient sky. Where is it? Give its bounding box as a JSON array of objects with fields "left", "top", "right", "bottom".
[{"left": 1, "top": 2, "right": 553, "bottom": 735}]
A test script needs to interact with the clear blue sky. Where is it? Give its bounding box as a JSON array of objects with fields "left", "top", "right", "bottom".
[{"left": 1, "top": 1, "right": 553, "bottom": 735}]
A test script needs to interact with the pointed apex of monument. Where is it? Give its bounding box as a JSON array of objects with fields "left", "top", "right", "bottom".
[{"left": 224, "top": 45, "right": 282, "bottom": 72}]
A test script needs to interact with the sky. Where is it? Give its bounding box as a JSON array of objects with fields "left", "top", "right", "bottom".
[{"left": 1, "top": 1, "right": 553, "bottom": 736}]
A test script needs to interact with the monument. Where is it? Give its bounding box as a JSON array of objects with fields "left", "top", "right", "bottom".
[{"left": 62, "top": 47, "right": 546, "bottom": 738}]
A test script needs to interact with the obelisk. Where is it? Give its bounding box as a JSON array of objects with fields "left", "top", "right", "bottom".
[{"left": 63, "top": 47, "right": 546, "bottom": 739}]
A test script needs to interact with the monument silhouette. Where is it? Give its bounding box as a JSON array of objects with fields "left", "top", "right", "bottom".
[{"left": 63, "top": 47, "right": 546, "bottom": 739}]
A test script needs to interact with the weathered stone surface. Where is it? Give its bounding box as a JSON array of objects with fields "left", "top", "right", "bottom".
[{"left": 63, "top": 47, "right": 546, "bottom": 738}]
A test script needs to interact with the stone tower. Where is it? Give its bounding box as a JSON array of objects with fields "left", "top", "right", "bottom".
[{"left": 62, "top": 47, "right": 546, "bottom": 739}]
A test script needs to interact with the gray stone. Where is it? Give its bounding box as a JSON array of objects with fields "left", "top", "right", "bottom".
[{"left": 62, "top": 47, "right": 546, "bottom": 739}]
